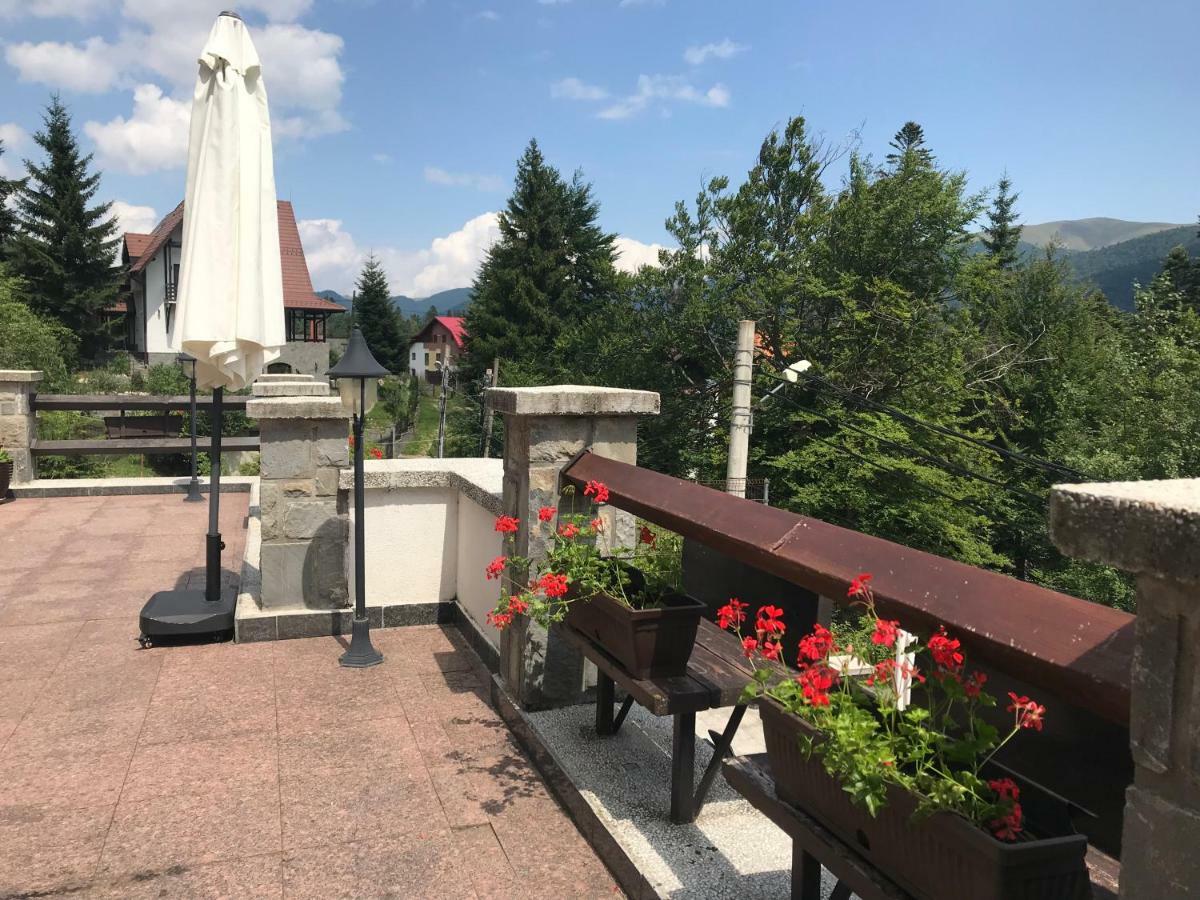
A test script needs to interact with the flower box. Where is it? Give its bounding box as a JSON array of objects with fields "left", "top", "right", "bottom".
[
  {"left": 564, "top": 588, "right": 706, "bottom": 679},
  {"left": 0, "top": 459, "right": 11, "bottom": 500},
  {"left": 760, "top": 699, "right": 1091, "bottom": 900}
]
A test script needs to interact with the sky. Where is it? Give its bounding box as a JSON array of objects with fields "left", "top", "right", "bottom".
[{"left": 1, "top": 0, "right": 1197, "bottom": 297}]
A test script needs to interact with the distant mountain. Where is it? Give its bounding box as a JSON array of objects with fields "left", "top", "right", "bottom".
[
  {"left": 1054, "top": 225, "right": 1200, "bottom": 310},
  {"left": 1018, "top": 217, "right": 1186, "bottom": 252},
  {"left": 315, "top": 287, "right": 473, "bottom": 317}
]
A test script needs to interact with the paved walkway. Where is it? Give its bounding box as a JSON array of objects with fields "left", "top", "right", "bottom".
[{"left": 0, "top": 495, "right": 619, "bottom": 898}]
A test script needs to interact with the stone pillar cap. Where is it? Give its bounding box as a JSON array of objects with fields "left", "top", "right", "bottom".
[
  {"left": 0, "top": 370, "right": 43, "bottom": 382},
  {"left": 1050, "top": 478, "right": 1200, "bottom": 582},
  {"left": 247, "top": 396, "right": 349, "bottom": 420},
  {"left": 485, "top": 385, "right": 660, "bottom": 416},
  {"left": 252, "top": 381, "right": 330, "bottom": 397}
]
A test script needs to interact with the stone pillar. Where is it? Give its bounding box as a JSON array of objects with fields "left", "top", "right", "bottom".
[
  {"left": 1049, "top": 478, "right": 1200, "bottom": 899},
  {"left": 0, "top": 370, "right": 42, "bottom": 484},
  {"left": 247, "top": 380, "right": 350, "bottom": 611},
  {"left": 486, "top": 385, "right": 660, "bottom": 710}
]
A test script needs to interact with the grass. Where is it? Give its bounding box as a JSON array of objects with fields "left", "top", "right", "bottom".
[{"left": 398, "top": 389, "right": 442, "bottom": 456}]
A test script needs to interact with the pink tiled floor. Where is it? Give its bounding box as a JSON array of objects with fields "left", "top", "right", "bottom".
[{"left": 0, "top": 495, "right": 621, "bottom": 898}]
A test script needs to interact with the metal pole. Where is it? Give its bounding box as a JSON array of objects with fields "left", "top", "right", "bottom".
[
  {"left": 340, "top": 377, "right": 383, "bottom": 667},
  {"left": 726, "top": 319, "right": 755, "bottom": 499},
  {"left": 204, "top": 386, "right": 224, "bottom": 603},
  {"left": 184, "top": 360, "right": 202, "bottom": 502},
  {"left": 436, "top": 363, "right": 449, "bottom": 458},
  {"left": 480, "top": 356, "right": 499, "bottom": 457}
]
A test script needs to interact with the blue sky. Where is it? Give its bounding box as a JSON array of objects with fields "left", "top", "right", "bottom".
[{"left": 1, "top": 0, "right": 1197, "bottom": 295}]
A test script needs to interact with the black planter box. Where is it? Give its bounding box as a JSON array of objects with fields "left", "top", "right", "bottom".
[
  {"left": 760, "top": 699, "right": 1091, "bottom": 900},
  {"left": 564, "top": 590, "right": 705, "bottom": 679},
  {"left": 0, "top": 460, "right": 11, "bottom": 500}
]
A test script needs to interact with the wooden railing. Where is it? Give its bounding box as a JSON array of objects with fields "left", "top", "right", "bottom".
[{"left": 29, "top": 393, "right": 258, "bottom": 457}]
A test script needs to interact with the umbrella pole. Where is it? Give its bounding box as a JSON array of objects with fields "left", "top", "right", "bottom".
[{"left": 205, "top": 387, "right": 224, "bottom": 603}]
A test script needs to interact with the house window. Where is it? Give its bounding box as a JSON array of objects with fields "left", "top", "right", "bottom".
[
  {"left": 286, "top": 310, "right": 327, "bottom": 342},
  {"left": 164, "top": 262, "right": 180, "bottom": 333}
]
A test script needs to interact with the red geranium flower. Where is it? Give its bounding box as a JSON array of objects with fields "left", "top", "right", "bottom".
[
  {"left": 847, "top": 572, "right": 873, "bottom": 598},
  {"left": 1007, "top": 692, "right": 1046, "bottom": 731},
  {"left": 494, "top": 515, "right": 520, "bottom": 534},
  {"left": 486, "top": 610, "right": 513, "bottom": 629},
  {"left": 369, "top": 447, "right": 383, "bottom": 460},
  {"left": 537, "top": 506, "right": 556, "bottom": 522},
  {"left": 590, "top": 517, "right": 604, "bottom": 531},
  {"left": 538, "top": 572, "right": 569, "bottom": 598},
  {"left": 760, "top": 640, "right": 783, "bottom": 661},
  {"left": 798, "top": 623, "right": 835, "bottom": 662},
  {"left": 639, "top": 525, "right": 656, "bottom": 546},
  {"left": 557, "top": 523, "right": 579, "bottom": 539},
  {"left": 990, "top": 802, "right": 1024, "bottom": 841},
  {"left": 964, "top": 670, "right": 988, "bottom": 699},
  {"left": 485, "top": 556, "right": 507, "bottom": 580},
  {"left": 928, "top": 626, "right": 963, "bottom": 671},
  {"left": 756, "top": 605, "right": 786, "bottom": 635},
  {"left": 797, "top": 663, "right": 837, "bottom": 707},
  {"left": 583, "top": 480, "right": 610, "bottom": 503},
  {"left": 988, "top": 777, "right": 1020, "bottom": 802},
  {"left": 871, "top": 618, "right": 899, "bottom": 648},
  {"left": 716, "top": 598, "right": 749, "bottom": 630},
  {"left": 741, "top": 636, "right": 759, "bottom": 659},
  {"left": 508, "top": 595, "right": 529, "bottom": 615}
]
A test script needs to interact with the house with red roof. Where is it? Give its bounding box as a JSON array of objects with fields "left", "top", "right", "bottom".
[
  {"left": 409, "top": 315, "right": 467, "bottom": 378},
  {"left": 115, "top": 200, "right": 344, "bottom": 375}
]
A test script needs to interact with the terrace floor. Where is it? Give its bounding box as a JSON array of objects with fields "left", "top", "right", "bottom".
[{"left": 0, "top": 495, "right": 620, "bottom": 898}]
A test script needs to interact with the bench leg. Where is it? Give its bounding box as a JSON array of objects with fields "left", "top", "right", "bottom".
[
  {"left": 612, "top": 695, "right": 634, "bottom": 733},
  {"left": 670, "top": 711, "right": 696, "bottom": 824},
  {"left": 791, "top": 844, "right": 822, "bottom": 900},
  {"left": 829, "top": 881, "right": 852, "bottom": 900},
  {"left": 595, "top": 672, "right": 615, "bottom": 735},
  {"left": 693, "top": 704, "right": 746, "bottom": 816}
]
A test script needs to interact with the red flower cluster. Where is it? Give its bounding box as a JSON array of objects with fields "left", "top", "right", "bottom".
[
  {"left": 964, "top": 670, "right": 988, "bottom": 699},
  {"left": 583, "top": 480, "right": 610, "bottom": 503},
  {"left": 797, "top": 663, "right": 838, "bottom": 707},
  {"left": 927, "top": 626, "right": 963, "bottom": 672},
  {"left": 494, "top": 515, "right": 520, "bottom": 534},
  {"left": 756, "top": 606, "right": 786, "bottom": 635},
  {"left": 987, "top": 778, "right": 1023, "bottom": 841},
  {"left": 1006, "top": 693, "right": 1046, "bottom": 731},
  {"left": 485, "top": 556, "right": 507, "bottom": 580},
  {"left": 848, "top": 572, "right": 872, "bottom": 598},
  {"left": 590, "top": 517, "right": 604, "bottom": 531},
  {"left": 487, "top": 610, "right": 513, "bottom": 628},
  {"left": 871, "top": 618, "right": 899, "bottom": 648},
  {"left": 538, "top": 572, "right": 569, "bottom": 598},
  {"left": 508, "top": 595, "right": 529, "bottom": 615},
  {"left": 716, "top": 598, "right": 748, "bottom": 630},
  {"left": 639, "top": 525, "right": 656, "bottom": 546},
  {"left": 369, "top": 447, "right": 383, "bottom": 460},
  {"left": 537, "top": 506, "right": 556, "bottom": 522},
  {"left": 798, "top": 623, "right": 835, "bottom": 662},
  {"left": 557, "top": 523, "right": 580, "bottom": 539}
]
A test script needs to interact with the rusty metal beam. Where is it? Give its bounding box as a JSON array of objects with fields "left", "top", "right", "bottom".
[{"left": 563, "top": 452, "right": 1134, "bottom": 725}]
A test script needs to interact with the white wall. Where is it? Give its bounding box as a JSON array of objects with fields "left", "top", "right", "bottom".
[
  {"left": 352, "top": 487, "right": 458, "bottom": 605},
  {"left": 141, "top": 227, "right": 180, "bottom": 354},
  {"left": 409, "top": 341, "right": 424, "bottom": 377},
  {"left": 456, "top": 494, "right": 504, "bottom": 642}
]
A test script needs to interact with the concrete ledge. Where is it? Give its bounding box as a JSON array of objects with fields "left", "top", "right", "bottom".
[
  {"left": 247, "top": 396, "right": 348, "bottom": 420},
  {"left": 11, "top": 475, "right": 256, "bottom": 498},
  {"left": 0, "top": 370, "right": 43, "bottom": 382},
  {"left": 251, "top": 381, "right": 329, "bottom": 397},
  {"left": 1050, "top": 479, "right": 1200, "bottom": 583},
  {"left": 456, "top": 600, "right": 500, "bottom": 672},
  {"left": 340, "top": 457, "right": 503, "bottom": 515},
  {"left": 236, "top": 599, "right": 456, "bottom": 643},
  {"left": 486, "top": 385, "right": 660, "bottom": 417},
  {"left": 255, "top": 373, "right": 316, "bottom": 382}
]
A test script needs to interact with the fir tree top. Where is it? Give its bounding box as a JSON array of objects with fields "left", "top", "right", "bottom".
[{"left": 982, "top": 175, "right": 1023, "bottom": 270}]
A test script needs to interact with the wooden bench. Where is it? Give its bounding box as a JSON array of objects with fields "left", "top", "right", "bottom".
[{"left": 560, "top": 618, "right": 754, "bottom": 824}]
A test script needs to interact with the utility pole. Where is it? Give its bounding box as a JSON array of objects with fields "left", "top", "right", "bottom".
[
  {"left": 480, "top": 356, "right": 499, "bottom": 457},
  {"left": 726, "top": 319, "right": 755, "bottom": 498},
  {"left": 436, "top": 362, "right": 449, "bottom": 458}
]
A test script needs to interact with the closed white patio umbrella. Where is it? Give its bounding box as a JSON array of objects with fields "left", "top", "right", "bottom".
[{"left": 140, "top": 10, "right": 285, "bottom": 643}]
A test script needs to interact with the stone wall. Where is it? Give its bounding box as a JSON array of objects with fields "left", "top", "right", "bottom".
[
  {"left": 0, "top": 370, "right": 42, "bottom": 484},
  {"left": 275, "top": 340, "right": 331, "bottom": 377}
]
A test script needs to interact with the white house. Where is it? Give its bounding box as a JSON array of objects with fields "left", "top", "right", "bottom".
[{"left": 116, "top": 200, "right": 344, "bottom": 374}]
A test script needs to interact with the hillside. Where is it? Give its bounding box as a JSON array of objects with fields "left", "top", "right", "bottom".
[
  {"left": 1018, "top": 217, "right": 1186, "bottom": 252},
  {"left": 1061, "top": 225, "right": 1200, "bottom": 310},
  {"left": 316, "top": 287, "right": 473, "bottom": 317}
]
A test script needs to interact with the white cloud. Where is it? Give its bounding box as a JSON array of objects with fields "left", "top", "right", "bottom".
[
  {"left": 473, "top": 9, "right": 500, "bottom": 21},
  {"left": 0, "top": 0, "right": 109, "bottom": 19},
  {"left": 424, "top": 166, "right": 504, "bottom": 192},
  {"left": 613, "top": 236, "right": 666, "bottom": 273},
  {"left": 619, "top": 0, "right": 665, "bottom": 7},
  {"left": 84, "top": 84, "right": 190, "bottom": 174},
  {"left": 683, "top": 38, "right": 747, "bottom": 66},
  {"left": 107, "top": 199, "right": 158, "bottom": 235},
  {"left": 551, "top": 77, "right": 608, "bottom": 101},
  {"left": 598, "top": 74, "right": 730, "bottom": 119},
  {"left": 372, "top": 152, "right": 393, "bottom": 164},
  {"left": 0, "top": 123, "right": 27, "bottom": 177},
  {"left": 5, "top": 37, "right": 123, "bottom": 92}
]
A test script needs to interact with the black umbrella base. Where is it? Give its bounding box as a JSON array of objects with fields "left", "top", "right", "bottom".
[{"left": 139, "top": 589, "right": 236, "bottom": 646}]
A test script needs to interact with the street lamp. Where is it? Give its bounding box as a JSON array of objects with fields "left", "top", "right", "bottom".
[
  {"left": 177, "top": 352, "right": 203, "bottom": 502},
  {"left": 328, "top": 327, "right": 389, "bottom": 668}
]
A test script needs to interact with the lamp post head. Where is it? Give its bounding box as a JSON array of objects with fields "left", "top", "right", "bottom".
[
  {"left": 329, "top": 327, "right": 390, "bottom": 415},
  {"left": 784, "top": 359, "right": 812, "bottom": 384}
]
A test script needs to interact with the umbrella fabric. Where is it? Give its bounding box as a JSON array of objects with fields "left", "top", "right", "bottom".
[{"left": 174, "top": 13, "right": 285, "bottom": 390}]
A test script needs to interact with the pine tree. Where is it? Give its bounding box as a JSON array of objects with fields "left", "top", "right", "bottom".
[
  {"left": 0, "top": 140, "right": 23, "bottom": 261},
  {"left": 10, "top": 95, "right": 119, "bottom": 358},
  {"left": 466, "top": 139, "right": 617, "bottom": 379},
  {"left": 982, "top": 175, "right": 1023, "bottom": 269},
  {"left": 353, "top": 254, "right": 408, "bottom": 373},
  {"left": 886, "top": 121, "right": 933, "bottom": 166}
]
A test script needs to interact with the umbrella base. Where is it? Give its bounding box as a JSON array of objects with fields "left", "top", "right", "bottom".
[{"left": 139, "top": 589, "right": 236, "bottom": 644}]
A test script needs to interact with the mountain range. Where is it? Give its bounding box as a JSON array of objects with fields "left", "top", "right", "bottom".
[
  {"left": 316, "top": 218, "right": 1199, "bottom": 317},
  {"left": 316, "top": 287, "right": 473, "bottom": 318}
]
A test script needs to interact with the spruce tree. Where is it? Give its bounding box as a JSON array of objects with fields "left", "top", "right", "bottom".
[
  {"left": 10, "top": 95, "right": 119, "bottom": 358},
  {"left": 0, "top": 140, "right": 23, "bottom": 260},
  {"left": 886, "top": 121, "right": 933, "bottom": 166},
  {"left": 982, "top": 175, "right": 1023, "bottom": 269},
  {"left": 352, "top": 254, "right": 408, "bottom": 373},
  {"left": 466, "top": 139, "right": 617, "bottom": 379}
]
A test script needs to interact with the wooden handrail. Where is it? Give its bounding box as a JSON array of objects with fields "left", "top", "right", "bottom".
[
  {"left": 31, "top": 393, "right": 250, "bottom": 412},
  {"left": 562, "top": 451, "right": 1134, "bottom": 726}
]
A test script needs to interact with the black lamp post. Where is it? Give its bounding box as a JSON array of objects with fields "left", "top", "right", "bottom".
[
  {"left": 329, "top": 327, "right": 389, "bottom": 668},
  {"left": 178, "top": 352, "right": 204, "bottom": 502}
]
